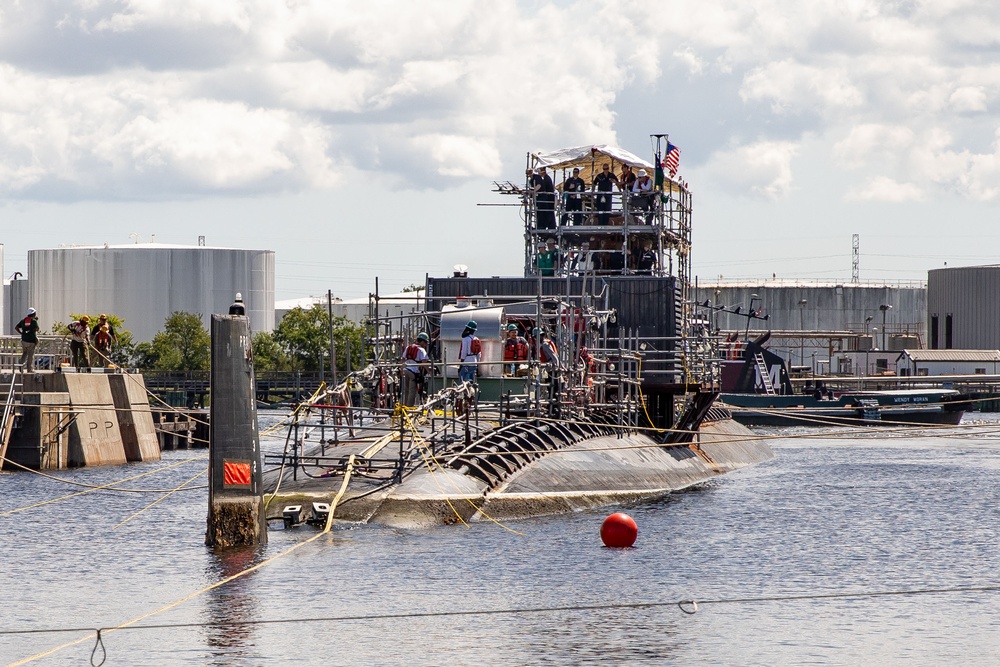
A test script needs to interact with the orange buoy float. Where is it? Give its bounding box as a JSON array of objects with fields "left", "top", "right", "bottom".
[{"left": 600, "top": 512, "right": 638, "bottom": 548}]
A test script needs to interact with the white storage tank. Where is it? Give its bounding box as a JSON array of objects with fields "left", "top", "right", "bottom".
[
  {"left": 28, "top": 244, "right": 275, "bottom": 342},
  {"left": 440, "top": 297, "right": 504, "bottom": 379}
]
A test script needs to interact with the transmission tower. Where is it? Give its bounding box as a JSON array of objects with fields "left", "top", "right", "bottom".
[{"left": 852, "top": 234, "right": 859, "bottom": 283}]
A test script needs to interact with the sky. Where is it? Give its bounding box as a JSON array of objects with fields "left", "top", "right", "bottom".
[{"left": 3, "top": 0, "right": 1000, "bottom": 301}]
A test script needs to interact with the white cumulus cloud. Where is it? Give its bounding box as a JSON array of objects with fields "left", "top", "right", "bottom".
[{"left": 710, "top": 140, "right": 798, "bottom": 200}]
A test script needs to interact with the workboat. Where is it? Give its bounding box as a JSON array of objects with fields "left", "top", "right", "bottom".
[
  {"left": 718, "top": 336, "right": 969, "bottom": 427},
  {"left": 262, "top": 139, "right": 776, "bottom": 528}
]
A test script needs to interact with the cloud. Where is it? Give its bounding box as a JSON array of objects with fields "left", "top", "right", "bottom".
[
  {"left": 741, "top": 60, "right": 864, "bottom": 115},
  {"left": 710, "top": 140, "right": 798, "bottom": 200},
  {"left": 833, "top": 124, "right": 915, "bottom": 168},
  {"left": 848, "top": 175, "right": 926, "bottom": 202},
  {"left": 4, "top": 0, "right": 1000, "bottom": 204},
  {"left": 0, "top": 1, "right": 652, "bottom": 200},
  {"left": 949, "top": 86, "right": 987, "bottom": 112}
]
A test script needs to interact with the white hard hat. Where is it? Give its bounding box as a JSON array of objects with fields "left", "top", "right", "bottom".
[
  {"left": 27, "top": 307, "right": 36, "bottom": 316},
  {"left": 235, "top": 292, "right": 243, "bottom": 301}
]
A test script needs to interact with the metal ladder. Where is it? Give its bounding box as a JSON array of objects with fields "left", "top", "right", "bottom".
[
  {"left": 754, "top": 352, "right": 777, "bottom": 395},
  {"left": 0, "top": 370, "right": 24, "bottom": 466}
]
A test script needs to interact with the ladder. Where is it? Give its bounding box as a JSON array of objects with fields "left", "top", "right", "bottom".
[
  {"left": 0, "top": 370, "right": 23, "bottom": 467},
  {"left": 754, "top": 352, "right": 777, "bottom": 395}
]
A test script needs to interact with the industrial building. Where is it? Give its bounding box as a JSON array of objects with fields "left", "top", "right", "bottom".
[
  {"left": 926, "top": 265, "right": 1000, "bottom": 349},
  {"left": 275, "top": 290, "right": 425, "bottom": 328},
  {"left": 7, "top": 244, "right": 274, "bottom": 342},
  {"left": 693, "top": 281, "right": 927, "bottom": 375},
  {"left": 896, "top": 349, "right": 1000, "bottom": 376}
]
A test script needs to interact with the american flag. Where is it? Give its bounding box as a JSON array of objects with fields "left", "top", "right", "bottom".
[{"left": 663, "top": 142, "right": 681, "bottom": 177}]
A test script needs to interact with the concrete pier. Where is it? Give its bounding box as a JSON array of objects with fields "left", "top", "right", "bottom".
[
  {"left": 3, "top": 371, "right": 160, "bottom": 469},
  {"left": 206, "top": 314, "right": 267, "bottom": 548}
]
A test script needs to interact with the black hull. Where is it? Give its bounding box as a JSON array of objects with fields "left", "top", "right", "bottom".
[{"left": 726, "top": 406, "right": 965, "bottom": 428}]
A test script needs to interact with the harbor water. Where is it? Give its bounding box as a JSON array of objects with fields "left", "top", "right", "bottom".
[{"left": 3, "top": 414, "right": 1000, "bottom": 666}]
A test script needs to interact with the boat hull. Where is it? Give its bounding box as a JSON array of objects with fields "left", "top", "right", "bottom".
[{"left": 720, "top": 389, "right": 968, "bottom": 427}]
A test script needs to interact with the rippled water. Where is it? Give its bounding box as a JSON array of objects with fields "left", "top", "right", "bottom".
[{"left": 4, "top": 415, "right": 1000, "bottom": 666}]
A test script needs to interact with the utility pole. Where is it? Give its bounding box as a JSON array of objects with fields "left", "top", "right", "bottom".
[{"left": 328, "top": 290, "right": 337, "bottom": 386}]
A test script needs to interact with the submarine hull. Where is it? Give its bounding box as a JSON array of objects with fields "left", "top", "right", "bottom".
[{"left": 265, "top": 416, "right": 775, "bottom": 529}]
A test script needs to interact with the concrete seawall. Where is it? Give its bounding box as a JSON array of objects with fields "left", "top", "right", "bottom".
[{"left": 4, "top": 371, "right": 160, "bottom": 469}]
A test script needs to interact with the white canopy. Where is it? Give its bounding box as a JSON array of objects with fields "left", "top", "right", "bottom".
[
  {"left": 529, "top": 144, "right": 684, "bottom": 192},
  {"left": 531, "top": 144, "right": 653, "bottom": 172}
]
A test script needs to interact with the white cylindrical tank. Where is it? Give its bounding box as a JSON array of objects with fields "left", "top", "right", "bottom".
[
  {"left": 440, "top": 298, "right": 504, "bottom": 379},
  {"left": 28, "top": 244, "right": 275, "bottom": 342}
]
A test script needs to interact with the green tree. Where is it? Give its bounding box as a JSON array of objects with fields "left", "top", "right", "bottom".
[
  {"left": 130, "top": 341, "right": 160, "bottom": 370},
  {"left": 251, "top": 331, "right": 292, "bottom": 371},
  {"left": 332, "top": 316, "right": 365, "bottom": 373},
  {"left": 273, "top": 305, "right": 365, "bottom": 372},
  {"left": 148, "top": 312, "right": 211, "bottom": 370}
]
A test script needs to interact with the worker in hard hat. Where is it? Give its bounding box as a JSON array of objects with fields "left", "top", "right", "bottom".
[
  {"left": 68, "top": 315, "right": 91, "bottom": 369},
  {"left": 401, "top": 332, "right": 431, "bottom": 406},
  {"left": 458, "top": 320, "right": 481, "bottom": 383},
  {"left": 502, "top": 323, "right": 529, "bottom": 375},
  {"left": 15, "top": 307, "right": 40, "bottom": 371}
]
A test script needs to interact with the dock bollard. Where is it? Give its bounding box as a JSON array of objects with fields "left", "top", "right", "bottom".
[{"left": 206, "top": 313, "right": 268, "bottom": 548}]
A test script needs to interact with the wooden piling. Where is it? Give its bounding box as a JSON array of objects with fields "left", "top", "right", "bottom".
[{"left": 206, "top": 315, "right": 267, "bottom": 548}]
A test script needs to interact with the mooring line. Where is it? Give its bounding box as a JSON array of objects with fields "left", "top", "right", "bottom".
[
  {"left": 113, "top": 467, "right": 207, "bottom": 529},
  {"left": 8, "top": 457, "right": 358, "bottom": 666},
  {"left": 0, "top": 455, "right": 209, "bottom": 517},
  {"left": 402, "top": 406, "right": 524, "bottom": 535}
]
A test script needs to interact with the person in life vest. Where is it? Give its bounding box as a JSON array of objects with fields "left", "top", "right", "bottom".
[
  {"left": 458, "top": 320, "right": 481, "bottom": 383},
  {"left": 90, "top": 314, "right": 118, "bottom": 366},
  {"left": 502, "top": 323, "right": 529, "bottom": 375},
  {"left": 93, "top": 324, "right": 114, "bottom": 367},
  {"left": 15, "top": 307, "right": 40, "bottom": 371},
  {"left": 90, "top": 314, "right": 118, "bottom": 345},
  {"left": 577, "top": 344, "right": 605, "bottom": 403},
  {"left": 534, "top": 328, "right": 560, "bottom": 369},
  {"left": 68, "top": 315, "right": 91, "bottom": 369},
  {"left": 401, "top": 332, "right": 430, "bottom": 407}
]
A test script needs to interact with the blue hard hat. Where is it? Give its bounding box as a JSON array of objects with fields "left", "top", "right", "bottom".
[
  {"left": 416, "top": 332, "right": 429, "bottom": 342},
  {"left": 466, "top": 320, "right": 478, "bottom": 331}
]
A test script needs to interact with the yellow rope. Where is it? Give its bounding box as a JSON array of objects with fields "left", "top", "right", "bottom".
[
  {"left": 395, "top": 407, "right": 467, "bottom": 526},
  {"left": 260, "top": 383, "right": 327, "bottom": 437},
  {"left": 324, "top": 454, "right": 356, "bottom": 532},
  {"left": 261, "top": 384, "right": 330, "bottom": 513},
  {"left": 636, "top": 357, "right": 667, "bottom": 433},
  {"left": 11, "top": 453, "right": 358, "bottom": 666},
  {"left": 0, "top": 454, "right": 208, "bottom": 517},
  {"left": 113, "top": 467, "right": 207, "bottom": 529},
  {"left": 401, "top": 407, "right": 524, "bottom": 536}
]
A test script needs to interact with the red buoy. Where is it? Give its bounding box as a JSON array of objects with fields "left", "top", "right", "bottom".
[{"left": 600, "top": 512, "right": 638, "bottom": 548}]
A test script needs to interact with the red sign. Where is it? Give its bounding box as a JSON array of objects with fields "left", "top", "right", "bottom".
[{"left": 223, "top": 460, "right": 252, "bottom": 486}]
